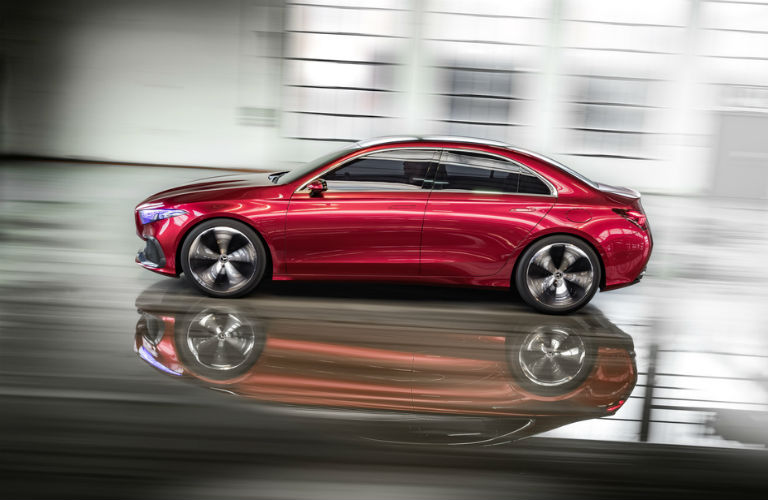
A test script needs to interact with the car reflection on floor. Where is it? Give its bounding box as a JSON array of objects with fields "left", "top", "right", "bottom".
[{"left": 134, "top": 287, "right": 637, "bottom": 446}]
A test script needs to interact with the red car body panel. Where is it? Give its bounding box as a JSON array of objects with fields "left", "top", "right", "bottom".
[
  {"left": 285, "top": 190, "right": 429, "bottom": 276},
  {"left": 135, "top": 138, "right": 652, "bottom": 291}
]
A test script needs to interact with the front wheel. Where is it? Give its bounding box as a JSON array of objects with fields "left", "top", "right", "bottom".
[
  {"left": 180, "top": 219, "right": 267, "bottom": 298},
  {"left": 514, "top": 236, "right": 601, "bottom": 314}
]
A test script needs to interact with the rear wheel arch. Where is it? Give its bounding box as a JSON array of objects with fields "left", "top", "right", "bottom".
[{"left": 512, "top": 231, "right": 607, "bottom": 292}]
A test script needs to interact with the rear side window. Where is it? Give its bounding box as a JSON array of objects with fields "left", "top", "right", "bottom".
[
  {"left": 322, "top": 149, "right": 435, "bottom": 191},
  {"left": 518, "top": 171, "right": 551, "bottom": 195},
  {"left": 436, "top": 151, "right": 551, "bottom": 195}
]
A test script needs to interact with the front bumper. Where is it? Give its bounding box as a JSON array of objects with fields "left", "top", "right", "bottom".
[{"left": 136, "top": 237, "right": 167, "bottom": 270}]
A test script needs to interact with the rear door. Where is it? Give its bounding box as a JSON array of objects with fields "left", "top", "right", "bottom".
[{"left": 420, "top": 150, "right": 555, "bottom": 277}]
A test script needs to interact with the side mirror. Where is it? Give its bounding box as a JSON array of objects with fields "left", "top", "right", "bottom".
[{"left": 307, "top": 179, "right": 327, "bottom": 197}]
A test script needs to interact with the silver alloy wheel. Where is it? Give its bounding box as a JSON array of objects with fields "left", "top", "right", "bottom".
[
  {"left": 518, "top": 328, "right": 586, "bottom": 387},
  {"left": 186, "top": 309, "right": 256, "bottom": 371},
  {"left": 187, "top": 226, "right": 258, "bottom": 293},
  {"left": 525, "top": 243, "right": 594, "bottom": 308}
]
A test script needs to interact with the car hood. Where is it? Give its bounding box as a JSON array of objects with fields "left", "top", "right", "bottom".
[{"left": 141, "top": 171, "right": 277, "bottom": 204}]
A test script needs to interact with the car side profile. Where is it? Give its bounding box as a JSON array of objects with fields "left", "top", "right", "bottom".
[{"left": 135, "top": 136, "right": 652, "bottom": 314}]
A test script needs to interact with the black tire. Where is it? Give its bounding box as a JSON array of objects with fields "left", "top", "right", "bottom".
[
  {"left": 180, "top": 218, "right": 267, "bottom": 298},
  {"left": 514, "top": 235, "right": 601, "bottom": 314}
]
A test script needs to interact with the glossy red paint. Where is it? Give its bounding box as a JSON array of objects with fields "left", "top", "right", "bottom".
[{"left": 135, "top": 137, "right": 652, "bottom": 292}]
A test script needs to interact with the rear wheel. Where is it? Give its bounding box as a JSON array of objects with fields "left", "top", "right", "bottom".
[
  {"left": 180, "top": 219, "right": 267, "bottom": 298},
  {"left": 505, "top": 326, "right": 595, "bottom": 396},
  {"left": 515, "top": 235, "right": 601, "bottom": 314}
]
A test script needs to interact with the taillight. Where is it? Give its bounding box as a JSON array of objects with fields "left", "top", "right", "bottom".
[
  {"left": 613, "top": 208, "right": 647, "bottom": 231},
  {"left": 606, "top": 399, "right": 626, "bottom": 413}
]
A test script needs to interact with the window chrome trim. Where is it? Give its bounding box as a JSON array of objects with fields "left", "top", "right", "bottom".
[
  {"left": 436, "top": 148, "right": 558, "bottom": 198},
  {"left": 422, "top": 135, "right": 511, "bottom": 148},
  {"left": 354, "top": 136, "right": 421, "bottom": 148},
  {"left": 295, "top": 145, "right": 557, "bottom": 198},
  {"left": 296, "top": 147, "right": 441, "bottom": 193}
]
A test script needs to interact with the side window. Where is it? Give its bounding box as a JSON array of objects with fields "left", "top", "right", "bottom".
[
  {"left": 322, "top": 149, "right": 435, "bottom": 191},
  {"left": 436, "top": 151, "right": 520, "bottom": 193},
  {"left": 518, "top": 170, "right": 551, "bottom": 195}
]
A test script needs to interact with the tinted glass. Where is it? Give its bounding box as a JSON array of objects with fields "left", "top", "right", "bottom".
[
  {"left": 322, "top": 149, "right": 434, "bottom": 191},
  {"left": 518, "top": 171, "right": 551, "bottom": 195},
  {"left": 437, "top": 151, "right": 520, "bottom": 193},
  {"left": 277, "top": 145, "right": 358, "bottom": 185}
]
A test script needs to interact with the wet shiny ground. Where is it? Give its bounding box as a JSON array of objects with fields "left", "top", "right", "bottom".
[{"left": 1, "top": 161, "right": 767, "bottom": 498}]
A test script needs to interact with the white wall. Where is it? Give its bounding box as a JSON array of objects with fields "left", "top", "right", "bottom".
[{"left": 1, "top": 0, "right": 289, "bottom": 168}]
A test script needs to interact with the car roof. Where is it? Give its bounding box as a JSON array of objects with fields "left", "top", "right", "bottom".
[
  {"left": 353, "top": 136, "right": 548, "bottom": 160},
  {"left": 354, "top": 135, "right": 511, "bottom": 150},
  {"left": 352, "top": 135, "right": 597, "bottom": 189}
]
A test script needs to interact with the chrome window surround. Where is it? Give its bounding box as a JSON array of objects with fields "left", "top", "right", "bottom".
[
  {"left": 344, "top": 135, "right": 591, "bottom": 191},
  {"left": 296, "top": 146, "right": 558, "bottom": 198},
  {"left": 434, "top": 149, "right": 557, "bottom": 198},
  {"left": 296, "top": 147, "right": 441, "bottom": 193}
]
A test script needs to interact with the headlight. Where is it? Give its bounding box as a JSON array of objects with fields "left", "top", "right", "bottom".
[{"left": 138, "top": 208, "right": 188, "bottom": 225}]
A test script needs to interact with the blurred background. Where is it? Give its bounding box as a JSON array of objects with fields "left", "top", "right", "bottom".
[
  {"left": 1, "top": 1, "right": 768, "bottom": 499},
  {"left": 2, "top": 0, "right": 768, "bottom": 196}
]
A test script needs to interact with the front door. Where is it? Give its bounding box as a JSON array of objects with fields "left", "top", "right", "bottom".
[{"left": 285, "top": 148, "right": 438, "bottom": 277}]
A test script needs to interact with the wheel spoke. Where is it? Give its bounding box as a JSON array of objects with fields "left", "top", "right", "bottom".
[
  {"left": 549, "top": 337, "right": 561, "bottom": 351},
  {"left": 191, "top": 244, "right": 219, "bottom": 261},
  {"left": 556, "top": 347, "right": 583, "bottom": 359},
  {"left": 212, "top": 340, "right": 228, "bottom": 367},
  {"left": 222, "top": 314, "right": 242, "bottom": 337},
  {"left": 213, "top": 229, "right": 233, "bottom": 254},
  {"left": 224, "top": 262, "right": 244, "bottom": 284},
  {"left": 564, "top": 270, "right": 592, "bottom": 289},
  {"left": 189, "top": 334, "right": 218, "bottom": 352},
  {"left": 203, "top": 261, "right": 224, "bottom": 285},
  {"left": 197, "top": 313, "right": 221, "bottom": 335},
  {"left": 228, "top": 247, "right": 253, "bottom": 263},
  {"left": 558, "top": 246, "right": 579, "bottom": 272}
]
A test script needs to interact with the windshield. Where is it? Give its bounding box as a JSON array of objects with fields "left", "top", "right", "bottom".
[{"left": 276, "top": 145, "right": 359, "bottom": 185}]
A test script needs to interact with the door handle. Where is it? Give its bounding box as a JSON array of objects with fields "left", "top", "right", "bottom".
[{"left": 510, "top": 207, "right": 536, "bottom": 212}]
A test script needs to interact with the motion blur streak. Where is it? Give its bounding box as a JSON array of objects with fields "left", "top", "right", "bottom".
[{"left": 2, "top": 0, "right": 768, "bottom": 498}]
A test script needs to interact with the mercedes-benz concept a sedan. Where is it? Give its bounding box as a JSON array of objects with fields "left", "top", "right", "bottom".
[{"left": 135, "top": 136, "right": 652, "bottom": 314}]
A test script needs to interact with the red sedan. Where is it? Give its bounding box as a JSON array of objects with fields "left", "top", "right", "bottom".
[{"left": 135, "top": 136, "right": 652, "bottom": 313}]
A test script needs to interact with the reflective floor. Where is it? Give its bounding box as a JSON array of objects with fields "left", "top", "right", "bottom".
[{"left": 1, "top": 161, "right": 767, "bottom": 498}]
